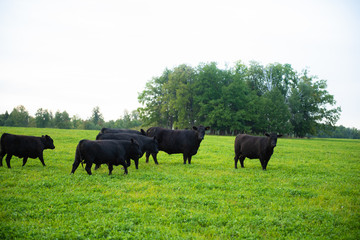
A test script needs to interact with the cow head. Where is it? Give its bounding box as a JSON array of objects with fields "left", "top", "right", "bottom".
[
  {"left": 42, "top": 135, "right": 55, "bottom": 149},
  {"left": 193, "top": 125, "right": 211, "bottom": 141},
  {"left": 265, "top": 133, "right": 282, "bottom": 148}
]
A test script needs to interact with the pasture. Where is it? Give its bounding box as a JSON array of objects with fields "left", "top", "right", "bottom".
[{"left": 0, "top": 127, "right": 359, "bottom": 239}]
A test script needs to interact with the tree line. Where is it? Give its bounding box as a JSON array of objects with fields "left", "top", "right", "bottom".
[
  {"left": 138, "top": 61, "right": 342, "bottom": 138},
  {"left": 2, "top": 61, "right": 359, "bottom": 138},
  {"left": 0, "top": 104, "right": 357, "bottom": 139},
  {"left": 0, "top": 106, "right": 141, "bottom": 130}
]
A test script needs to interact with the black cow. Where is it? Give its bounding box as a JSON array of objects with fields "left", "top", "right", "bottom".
[
  {"left": 0, "top": 133, "right": 55, "bottom": 168},
  {"left": 146, "top": 126, "right": 210, "bottom": 164},
  {"left": 234, "top": 133, "right": 282, "bottom": 170},
  {"left": 96, "top": 133, "right": 159, "bottom": 168},
  {"left": 100, "top": 128, "right": 146, "bottom": 135},
  {"left": 71, "top": 139, "right": 141, "bottom": 175}
]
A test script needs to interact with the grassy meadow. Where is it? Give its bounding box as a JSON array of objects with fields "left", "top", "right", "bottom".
[{"left": 0, "top": 127, "right": 359, "bottom": 239}]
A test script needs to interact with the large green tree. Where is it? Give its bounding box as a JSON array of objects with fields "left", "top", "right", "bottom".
[
  {"left": 164, "top": 64, "right": 195, "bottom": 129},
  {"left": 138, "top": 61, "right": 341, "bottom": 137},
  {"left": 138, "top": 69, "right": 171, "bottom": 127},
  {"left": 288, "top": 71, "right": 341, "bottom": 137},
  {"left": 255, "top": 87, "right": 293, "bottom": 134},
  {"left": 193, "top": 62, "right": 226, "bottom": 126}
]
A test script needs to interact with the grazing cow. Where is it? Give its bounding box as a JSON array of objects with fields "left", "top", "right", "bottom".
[
  {"left": 146, "top": 126, "right": 210, "bottom": 164},
  {"left": 96, "top": 133, "right": 159, "bottom": 168},
  {"left": 234, "top": 133, "right": 282, "bottom": 170},
  {"left": 0, "top": 133, "right": 55, "bottom": 168},
  {"left": 71, "top": 139, "right": 141, "bottom": 175},
  {"left": 100, "top": 128, "right": 146, "bottom": 135}
]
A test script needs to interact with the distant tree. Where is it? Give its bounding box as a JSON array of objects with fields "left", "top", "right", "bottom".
[
  {"left": 288, "top": 71, "right": 341, "bottom": 137},
  {"left": 246, "top": 61, "right": 267, "bottom": 96},
  {"left": 54, "top": 111, "right": 72, "bottom": 129},
  {"left": 90, "top": 106, "right": 104, "bottom": 127},
  {"left": 163, "top": 64, "right": 195, "bottom": 129},
  {"left": 83, "top": 120, "right": 98, "bottom": 130},
  {"left": 138, "top": 61, "right": 341, "bottom": 136},
  {"left": 193, "top": 62, "right": 227, "bottom": 128},
  {"left": 264, "top": 63, "right": 297, "bottom": 99},
  {"left": 138, "top": 69, "right": 171, "bottom": 127},
  {"left": 206, "top": 63, "right": 252, "bottom": 134},
  {"left": 5, "top": 105, "right": 30, "bottom": 127},
  {"left": 333, "top": 126, "right": 360, "bottom": 139},
  {"left": 0, "top": 111, "right": 9, "bottom": 126},
  {"left": 71, "top": 115, "right": 83, "bottom": 129},
  {"left": 106, "top": 110, "right": 142, "bottom": 129},
  {"left": 35, "top": 108, "right": 53, "bottom": 128},
  {"left": 256, "top": 87, "right": 293, "bottom": 134}
]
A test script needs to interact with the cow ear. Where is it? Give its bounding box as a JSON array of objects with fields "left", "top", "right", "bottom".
[
  {"left": 153, "top": 136, "right": 157, "bottom": 140},
  {"left": 277, "top": 134, "right": 283, "bottom": 138},
  {"left": 205, "top": 126, "right": 210, "bottom": 130},
  {"left": 42, "top": 135, "right": 45, "bottom": 137},
  {"left": 141, "top": 129, "right": 146, "bottom": 135},
  {"left": 192, "top": 126, "right": 198, "bottom": 131},
  {"left": 265, "top": 133, "right": 270, "bottom": 137}
]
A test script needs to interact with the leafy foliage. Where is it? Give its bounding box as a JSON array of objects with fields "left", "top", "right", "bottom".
[
  {"left": 138, "top": 61, "right": 341, "bottom": 136},
  {"left": 0, "top": 106, "right": 142, "bottom": 131}
]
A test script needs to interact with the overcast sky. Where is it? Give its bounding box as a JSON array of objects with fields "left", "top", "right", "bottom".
[{"left": 0, "top": 0, "right": 359, "bottom": 129}]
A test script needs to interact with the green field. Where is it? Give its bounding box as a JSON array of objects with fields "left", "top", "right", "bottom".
[{"left": 0, "top": 127, "right": 359, "bottom": 239}]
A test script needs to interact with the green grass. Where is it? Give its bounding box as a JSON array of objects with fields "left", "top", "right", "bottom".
[{"left": 1, "top": 127, "right": 359, "bottom": 239}]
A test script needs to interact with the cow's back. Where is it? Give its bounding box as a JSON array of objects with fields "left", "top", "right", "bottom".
[
  {"left": 79, "top": 140, "right": 124, "bottom": 165},
  {"left": 101, "top": 128, "right": 145, "bottom": 135},
  {"left": 1, "top": 133, "right": 42, "bottom": 158},
  {"left": 147, "top": 127, "right": 198, "bottom": 154},
  {"left": 235, "top": 134, "right": 266, "bottom": 158}
]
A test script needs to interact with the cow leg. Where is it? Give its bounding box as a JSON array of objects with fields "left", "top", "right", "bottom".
[
  {"left": 85, "top": 162, "right": 93, "bottom": 175},
  {"left": 22, "top": 157, "right": 28, "bottom": 167},
  {"left": 239, "top": 156, "right": 246, "bottom": 168},
  {"left": 260, "top": 158, "right": 266, "bottom": 170},
  {"left": 151, "top": 153, "right": 159, "bottom": 164},
  {"left": 264, "top": 161, "right": 269, "bottom": 170},
  {"left": 123, "top": 164, "right": 128, "bottom": 174},
  {"left": 183, "top": 154, "right": 187, "bottom": 164},
  {"left": 263, "top": 158, "right": 270, "bottom": 170},
  {"left": 71, "top": 159, "right": 81, "bottom": 174},
  {"left": 134, "top": 158, "right": 139, "bottom": 169},
  {"left": 5, "top": 155, "right": 12, "bottom": 168},
  {"left": 145, "top": 152, "right": 150, "bottom": 163},
  {"left": 0, "top": 151, "right": 5, "bottom": 167},
  {"left": 38, "top": 153, "right": 46, "bottom": 166},
  {"left": 108, "top": 164, "right": 113, "bottom": 175},
  {"left": 95, "top": 164, "right": 101, "bottom": 170},
  {"left": 234, "top": 154, "right": 239, "bottom": 169}
]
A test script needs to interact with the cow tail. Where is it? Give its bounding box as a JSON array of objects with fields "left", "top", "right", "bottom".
[
  {"left": 0, "top": 134, "right": 3, "bottom": 153},
  {"left": 0, "top": 133, "right": 8, "bottom": 152},
  {"left": 75, "top": 140, "right": 85, "bottom": 168}
]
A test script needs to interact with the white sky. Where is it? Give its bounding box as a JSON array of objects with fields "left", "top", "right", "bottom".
[{"left": 0, "top": 0, "right": 359, "bottom": 129}]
